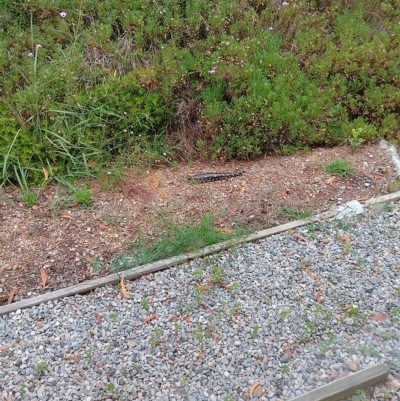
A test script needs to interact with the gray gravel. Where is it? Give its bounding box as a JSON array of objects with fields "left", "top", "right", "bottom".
[{"left": 1, "top": 201, "right": 400, "bottom": 401}]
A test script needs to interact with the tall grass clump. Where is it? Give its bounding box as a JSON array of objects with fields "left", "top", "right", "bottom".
[
  {"left": 1, "top": 0, "right": 399, "bottom": 185},
  {"left": 113, "top": 214, "right": 234, "bottom": 271}
]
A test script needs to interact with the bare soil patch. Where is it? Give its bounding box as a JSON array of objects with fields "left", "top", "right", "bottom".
[{"left": 0, "top": 142, "right": 397, "bottom": 305}]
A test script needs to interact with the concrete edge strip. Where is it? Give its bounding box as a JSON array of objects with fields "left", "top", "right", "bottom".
[
  {"left": 1, "top": 191, "right": 399, "bottom": 316},
  {"left": 290, "top": 363, "right": 388, "bottom": 401}
]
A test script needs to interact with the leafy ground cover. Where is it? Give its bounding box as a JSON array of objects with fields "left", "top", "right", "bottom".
[{"left": 1, "top": 0, "right": 400, "bottom": 185}]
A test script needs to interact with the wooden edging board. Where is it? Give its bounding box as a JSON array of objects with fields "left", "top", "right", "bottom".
[
  {"left": 1, "top": 190, "right": 399, "bottom": 316},
  {"left": 290, "top": 363, "right": 388, "bottom": 401}
]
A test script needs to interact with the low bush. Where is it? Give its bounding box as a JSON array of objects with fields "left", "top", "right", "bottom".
[{"left": 1, "top": 0, "right": 399, "bottom": 184}]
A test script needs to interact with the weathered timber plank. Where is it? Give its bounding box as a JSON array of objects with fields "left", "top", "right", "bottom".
[
  {"left": 364, "top": 191, "right": 400, "bottom": 205},
  {"left": 290, "top": 364, "right": 388, "bottom": 401}
]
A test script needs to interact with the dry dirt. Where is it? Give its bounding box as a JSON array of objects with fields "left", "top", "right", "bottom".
[{"left": 0, "top": 142, "right": 398, "bottom": 305}]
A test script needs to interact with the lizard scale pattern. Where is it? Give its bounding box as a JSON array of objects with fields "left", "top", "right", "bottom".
[{"left": 187, "top": 171, "right": 244, "bottom": 183}]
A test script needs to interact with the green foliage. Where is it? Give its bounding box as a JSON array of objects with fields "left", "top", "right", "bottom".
[
  {"left": 148, "top": 328, "right": 163, "bottom": 350},
  {"left": 324, "top": 159, "right": 354, "bottom": 177},
  {"left": 74, "top": 186, "right": 92, "bottom": 207},
  {"left": 320, "top": 332, "right": 336, "bottom": 354},
  {"left": 301, "top": 321, "right": 316, "bottom": 341},
  {"left": 132, "top": 363, "right": 142, "bottom": 372},
  {"left": 141, "top": 298, "right": 150, "bottom": 312},
  {"left": 278, "top": 205, "right": 311, "bottom": 220},
  {"left": 34, "top": 361, "right": 47, "bottom": 374},
  {"left": 210, "top": 266, "right": 224, "bottom": 284},
  {"left": 348, "top": 128, "right": 365, "bottom": 152},
  {"left": 106, "top": 382, "right": 116, "bottom": 393},
  {"left": 22, "top": 191, "right": 38, "bottom": 207},
  {"left": 357, "top": 344, "right": 379, "bottom": 357},
  {"left": 1, "top": 0, "right": 400, "bottom": 184},
  {"left": 251, "top": 325, "right": 259, "bottom": 339},
  {"left": 113, "top": 213, "right": 234, "bottom": 271}
]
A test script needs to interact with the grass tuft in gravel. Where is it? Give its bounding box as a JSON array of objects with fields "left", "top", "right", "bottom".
[{"left": 113, "top": 213, "right": 238, "bottom": 271}]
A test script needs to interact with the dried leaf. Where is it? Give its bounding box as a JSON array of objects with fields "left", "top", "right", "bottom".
[
  {"left": 306, "top": 269, "right": 319, "bottom": 280},
  {"left": 195, "top": 283, "right": 211, "bottom": 291},
  {"left": 216, "top": 218, "right": 225, "bottom": 225},
  {"left": 63, "top": 354, "right": 80, "bottom": 363},
  {"left": 219, "top": 283, "right": 229, "bottom": 289},
  {"left": 370, "top": 314, "right": 387, "bottom": 321},
  {"left": 228, "top": 208, "right": 239, "bottom": 218},
  {"left": 283, "top": 348, "right": 292, "bottom": 358},
  {"left": 184, "top": 316, "right": 191, "bottom": 323},
  {"left": 249, "top": 382, "right": 261, "bottom": 398},
  {"left": 217, "top": 227, "right": 233, "bottom": 234},
  {"left": 62, "top": 214, "right": 72, "bottom": 219},
  {"left": 169, "top": 315, "right": 179, "bottom": 322},
  {"left": 226, "top": 186, "right": 234, "bottom": 194},
  {"left": 39, "top": 267, "right": 47, "bottom": 288},
  {"left": 147, "top": 183, "right": 157, "bottom": 192},
  {"left": 316, "top": 291, "right": 322, "bottom": 304},
  {"left": 281, "top": 190, "right": 287, "bottom": 200},
  {"left": 341, "top": 303, "right": 353, "bottom": 311},
  {"left": 253, "top": 384, "right": 263, "bottom": 397},
  {"left": 85, "top": 256, "right": 95, "bottom": 264},
  {"left": 339, "top": 233, "right": 351, "bottom": 242},
  {"left": 322, "top": 238, "right": 330, "bottom": 244},
  {"left": 143, "top": 314, "right": 157, "bottom": 323},
  {"left": 7, "top": 287, "right": 18, "bottom": 304},
  {"left": 151, "top": 295, "right": 155, "bottom": 307},
  {"left": 98, "top": 222, "right": 109, "bottom": 230},
  {"left": 42, "top": 166, "right": 49, "bottom": 181},
  {"left": 95, "top": 313, "right": 103, "bottom": 324},
  {"left": 326, "top": 177, "right": 335, "bottom": 186},
  {"left": 292, "top": 233, "right": 308, "bottom": 242},
  {"left": 120, "top": 277, "right": 132, "bottom": 299}
]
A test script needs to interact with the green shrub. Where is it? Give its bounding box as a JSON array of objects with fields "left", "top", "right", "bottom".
[{"left": 1, "top": 0, "right": 399, "bottom": 184}]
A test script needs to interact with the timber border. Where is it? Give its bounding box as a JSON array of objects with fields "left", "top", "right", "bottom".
[{"left": 289, "top": 363, "right": 388, "bottom": 401}]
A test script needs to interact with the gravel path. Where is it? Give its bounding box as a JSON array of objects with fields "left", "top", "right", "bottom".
[{"left": 1, "top": 201, "right": 400, "bottom": 401}]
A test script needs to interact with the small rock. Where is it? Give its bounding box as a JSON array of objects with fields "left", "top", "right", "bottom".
[{"left": 345, "top": 360, "right": 358, "bottom": 372}]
